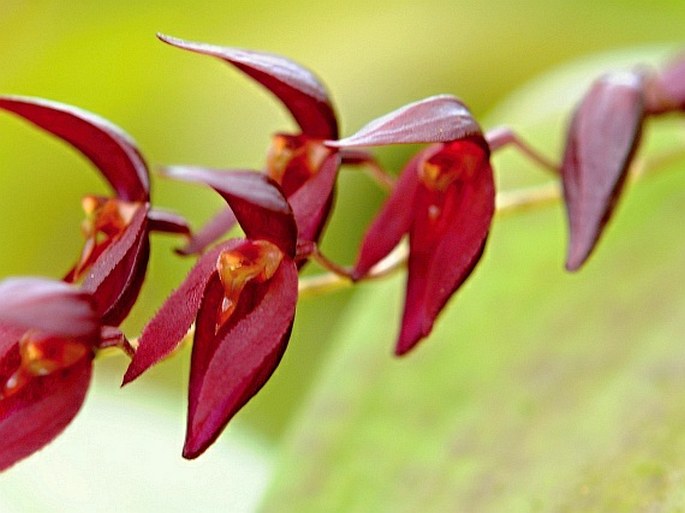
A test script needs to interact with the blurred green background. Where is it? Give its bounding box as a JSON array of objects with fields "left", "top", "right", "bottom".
[{"left": 1, "top": 1, "right": 685, "bottom": 512}]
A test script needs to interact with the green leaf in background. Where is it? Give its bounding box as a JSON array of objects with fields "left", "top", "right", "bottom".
[{"left": 260, "top": 48, "right": 685, "bottom": 512}]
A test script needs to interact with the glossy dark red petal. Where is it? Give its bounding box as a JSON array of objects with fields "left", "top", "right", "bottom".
[
  {"left": 352, "top": 149, "right": 427, "bottom": 280},
  {"left": 161, "top": 166, "right": 297, "bottom": 257},
  {"left": 183, "top": 258, "right": 297, "bottom": 459},
  {"left": 82, "top": 203, "right": 149, "bottom": 325},
  {"left": 175, "top": 208, "right": 237, "bottom": 256},
  {"left": 0, "top": 278, "right": 98, "bottom": 338},
  {"left": 397, "top": 140, "right": 495, "bottom": 355},
  {"left": 328, "top": 95, "right": 481, "bottom": 149},
  {"left": 0, "top": 350, "right": 92, "bottom": 472},
  {"left": 0, "top": 96, "right": 149, "bottom": 201},
  {"left": 122, "top": 241, "right": 235, "bottom": 384},
  {"left": 288, "top": 153, "right": 340, "bottom": 243},
  {"left": 562, "top": 72, "right": 645, "bottom": 271},
  {"left": 157, "top": 34, "right": 338, "bottom": 139}
]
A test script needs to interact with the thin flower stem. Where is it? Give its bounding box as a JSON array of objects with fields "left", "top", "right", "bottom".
[
  {"left": 486, "top": 126, "right": 560, "bottom": 175},
  {"left": 340, "top": 149, "right": 396, "bottom": 191}
]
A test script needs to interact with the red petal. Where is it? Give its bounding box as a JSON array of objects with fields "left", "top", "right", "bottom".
[
  {"left": 0, "top": 350, "right": 92, "bottom": 472},
  {"left": 82, "top": 203, "right": 149, "bottom": 325},
  {"left": 0, "top": 278, "right": 98, "bottom": 339},
  {"left": 183, "top": 259, "right": 298, "bottom": 459},
  {"left": 157, "top": 34, "right": 338, "bottom": 139},
  {"left": 397, "top": 139, "right": 495, "bottom": 355},
  {"left": 122, "top": 241, "right": 234, "bottom": 384},
  {"left": 288, "top": 153, "right": 340, "bottom": 243},
  {"left": 161, "top": 166, "right": 297, "bottom": 257},
  {"left": 175, "top": 208, "right": 237, "bottom": 256},
  {"left": 352, "top": 149, "right": 426, "bottom": 280},
  {"left": 562, "top": 72, "right": 645, "bottom": 271},
  {"left": 328, "top": 95, "right": 481, "bottom": 149},
  {"left": 0, "top": 96, "right": 149, "bottom": 201}
]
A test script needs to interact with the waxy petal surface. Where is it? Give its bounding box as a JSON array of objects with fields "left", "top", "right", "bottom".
[
  {"left": 352, "top": 150, "right": 425, "bottom": 280},
  {"left": 0, "top": 96, "right": 149, "bottom": 201},
  {"left": 562, "top": 72, "right": 645, "bottom": 271},
  {"left": 0, "top": 363, "right": 92, "bottom": 472},
  {"left": 183, "top": 259, "right": 298, "bottom": 459},
  {"left": 123, "top": 241, "right": 234, "bottom": 384},
  {"left": 162, "top": 166, "right": 297, "bottom": 257},
  {"left": 158, "top": 34, "right": 338, "bottom": 139},
  {"left": 0, "top": 278, "right": 98, "bottom": 338},
  {"left": 655, "top": 53, "right": 685, "bottom": 111},
  {"left": 0, "top": 333, "right": 92, "bottom": 471},
  {"left": 398, "top": 139, "right": 494, "bottom": 355},
  {"left": 328, "top": 95, "right": 481, "bottom": 148},
  {"left": 288, "top": 153, "right": 340, "bottom": 243}
]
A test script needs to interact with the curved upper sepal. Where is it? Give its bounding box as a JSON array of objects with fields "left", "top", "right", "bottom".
[
  {"left": 650, "top": 53, "right": 685, "bottom": 113},
  {"left": 157, "top": 33, "right": 338, "bottom": 139},
  {"left": 561, "top": 71, "right": 645, "bottom": 271},
  {"left": 0, "top": 278, "right": 99, "bottom": 339},
  {"left": 0, "top": 96, "right": 149, "bottom": 201},
  {"left": 161, "top": 166, "right": 297, "bottom": 257},
  {"left": 327, "top": 95, "right": 481, "bottom": 149},
  {"left": 183, "top": 259, "right": 298, "bottom": 459}
]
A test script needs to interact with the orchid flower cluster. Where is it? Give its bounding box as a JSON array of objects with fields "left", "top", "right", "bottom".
[{"left": 1, "top": 34, "right": 684, "bottom": 470}]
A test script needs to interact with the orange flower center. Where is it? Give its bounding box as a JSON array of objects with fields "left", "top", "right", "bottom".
[
  {"left": 418, "top": 140, "right": 486, "bottom": 192},
  {"left": 1, "top": 330, "right": 91, "bottom": 399},
  {"left": 266, "top": 134, "right": 331, "bottom": 195},
  {"left": 70, "top": 196, "right": 140, "bottom": 281},
  {"left": 215, "top": 240, "right": 284, "bottom": 328}
]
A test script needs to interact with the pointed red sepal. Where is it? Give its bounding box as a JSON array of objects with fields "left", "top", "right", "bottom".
[
  {"left": 175, "top": 208, "right": 237, "bottom": 256},
  {"left": 0, "top": 278, "right": 99, "bottom": 339},
  {"left": 327, "top": 95, "right": 481, "bottom": 149},
  {"left": 352, "top": 149, "right": 425, "bottom": 280},
  {"left": 157, "top": 33, "right": 338, "bottom": 139},
  {"left": 0, "top": 95, "right": 149, "bottom": 201},
  {"left": 161, "top": 166, "right": 297, "bottom": 257},
  {"left": 288, "top": 153, "right": 340, "bottom": 243},
  {"left": 81, "top": 203, "right": 150, "bottom": 326},
  {"left": 183, "top": 258, "right": 298, "bottom": 459},
  {"left": 0, "top": 345, "right": 92, "bottom": 472},
  {"left": 122, "top": 242, "right": 232, "bottom": 384},
  {"left": 561, "top": 72, "right": 645, "bottom": 271},
  {"left": 394, "top": 138, "right": 494, "bottom": 355}
]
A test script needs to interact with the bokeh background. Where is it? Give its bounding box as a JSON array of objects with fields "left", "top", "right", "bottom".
[{"left": 1, "top": 1, "right": 685, "bottom": 511}]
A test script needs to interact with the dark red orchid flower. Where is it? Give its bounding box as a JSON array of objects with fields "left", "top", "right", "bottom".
[
  {"left": 0, "top": 96, "right": 188, "bottom": 325},
  {"left": 327, "top": 95, "right": 495, "bottom": 355},
  {"left": 561, "top": 54, "right": 685, "bottom": 271},
  {"left": 0, "top": 277, "right": 131, "bottom": 471},
  {"left": 123, "top": 168, "right": 298, "bottom": 459},
  {"left": 157, "top": 33, "right": 344, "bottom": 253}
]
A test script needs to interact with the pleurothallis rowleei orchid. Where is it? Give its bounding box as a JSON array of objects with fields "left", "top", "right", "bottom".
[
  {"left": 561, "top": 53, "right": 685, "bottom": 271},
  {"left": 123, "top": 169, "right": 299, "bottom": 459},
  {"left": 0, "top": 277, "right": 131, "bottom": 471},
  {"left": 327, "top": 95, "right": 495, "bottom": 355},
  {"left": 156, "top": 33, "right": 375, "bottom": 253},
  {"left": 0, "top": 96, "right": 189, "bottom": 326}
]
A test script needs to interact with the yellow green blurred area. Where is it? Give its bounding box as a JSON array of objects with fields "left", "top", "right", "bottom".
[{"left": 1, "top": 2, "right": 685, "bottom": 512}]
